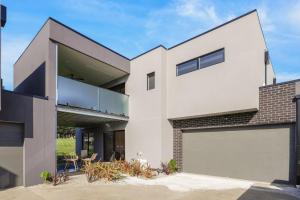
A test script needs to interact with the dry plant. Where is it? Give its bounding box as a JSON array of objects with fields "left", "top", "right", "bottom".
[
  {"left": 82, "top": 162, "right": 123, "bottom": 182},
  {"left": 82, "top": 159, "right": 156, "bottom": 183}
]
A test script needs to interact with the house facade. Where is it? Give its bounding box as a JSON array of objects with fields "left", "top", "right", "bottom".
[{"left": 1, "top": 9, "right": 300, "bottom": 188}]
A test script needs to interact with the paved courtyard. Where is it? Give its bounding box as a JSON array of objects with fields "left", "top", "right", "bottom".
[{"left": 0, "top": 173, "right": 299, "bottom": 200}]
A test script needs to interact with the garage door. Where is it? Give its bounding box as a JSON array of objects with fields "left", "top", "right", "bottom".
[
  {"left": 183, "top": 125, "right": 294, "bottom": 182},
  {"left": 0, "top": 122, "right": 24, "bottom": 188}
]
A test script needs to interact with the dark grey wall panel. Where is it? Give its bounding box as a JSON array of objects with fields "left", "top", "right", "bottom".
[
  {"left": 15, "top": 62, "right": 46, "bottom": 97},
  {"left": 0, "top": 122, "right": 23, "bottom": 188},
  {"left": 0, "top": 90, "right": 33, "bottom": 138}
]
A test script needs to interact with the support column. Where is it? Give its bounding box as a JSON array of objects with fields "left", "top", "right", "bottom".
[
  {"left": 75, "top": 128, "right": 83, "bottom": 156},
  {"left": 94, "top": 128, "right": 104, "bottom": 161}
]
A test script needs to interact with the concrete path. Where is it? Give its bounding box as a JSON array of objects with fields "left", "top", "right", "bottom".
[{"left": 0, "top": 174, "right": 299, "bottom": 200}]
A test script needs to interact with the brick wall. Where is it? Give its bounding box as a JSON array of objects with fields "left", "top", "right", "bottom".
[
  {"left": 173, "top": 81, "right": 297, "bottom": 170},
  {"left": 173, "top": 129, "right": 183, "bottom": 171}
]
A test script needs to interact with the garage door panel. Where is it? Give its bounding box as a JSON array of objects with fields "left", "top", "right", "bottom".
[
  {"left": 0, "top": 123, "right": 24, "bottom": 188},
  {"left": 183, "top": 125, "right": 292, "bottom": 182}
]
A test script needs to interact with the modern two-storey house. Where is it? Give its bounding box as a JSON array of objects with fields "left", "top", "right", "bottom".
[{"left": 1, "top": 9, "right": 300, "bottom": 188}]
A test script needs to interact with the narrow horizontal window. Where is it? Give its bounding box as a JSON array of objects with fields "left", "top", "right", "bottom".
[
  {"left": 147, "top": 72, "right": 155, "bottom": 90},
  {"left": 199, "top": 49, "right": 224, "bottom": 69},
  {"left": 176, "top": 59, "right": 198, "bottom": 76}
]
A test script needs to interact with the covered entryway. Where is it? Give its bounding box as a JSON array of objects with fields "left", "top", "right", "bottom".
[
  {"left": 57, "top": 105, "right": 128, "bottom": 171},
  {"left": 182, "top": 124, "right": 295, "bottom": 183},
  {"left": 0, "top": 122, "right": 24, "bottom": 188}
]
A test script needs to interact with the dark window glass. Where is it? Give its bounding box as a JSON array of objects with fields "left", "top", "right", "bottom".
[
  {"left": 147, "top": 72, "right": 155, "bottom": 90},
  {"left": 200, "top": 49, "right": 224, "bottom": 69},
  {"left": 176, "top": 59, "right": 198, "bottom": 76}
]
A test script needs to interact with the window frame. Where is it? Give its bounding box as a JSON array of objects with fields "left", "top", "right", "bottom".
[
  {"left": 176, "top": 58, "right": 199, "bottom": 76},
  {"left": 199, "top": 48, "right": 225, "bottom": 69},
  {"left": 176, "top": 48, "right": 225, "bottom": 76},
  {"left": 147, "top": 72, "right": 155, "bottom": 90}
]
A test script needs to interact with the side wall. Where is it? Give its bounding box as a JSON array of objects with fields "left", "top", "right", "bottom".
[
  {"left": 13, "top": 21, "right": 57, "bottom": 186},
  {"left": 0, "top": 91, "right": 54, "bottom": 186},
  {"left": 126, "top": 47, "right": 173, "bottom": 167},
  {"left": 167, "top": 12, "right": 274, "bottom": 119},
  {"left": 23, "top": 97, "right": 56, "bottom": 186}
]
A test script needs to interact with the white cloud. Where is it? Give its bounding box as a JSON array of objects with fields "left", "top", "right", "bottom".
[
  {"left": 2, "top": 36, "right": 30, "bottom": 90},
  {"left": 288, "top": 1, "right": 300, "bottom": 31},
  {"left": 175, "top": 0, "right": 222, "bottom": 25},
  {"left": 144, "top": 0, "right": 229, "bottom": 47},
  {"left": 276, "top": 72, "right": 300, "bottom": 83},
  {"left": 257, "top": 6, "right": 276, "bottom": 33}
]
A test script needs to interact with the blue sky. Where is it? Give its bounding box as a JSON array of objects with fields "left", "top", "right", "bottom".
[{"left": 1, "top": 0, "right": 300, "bottom": 90}]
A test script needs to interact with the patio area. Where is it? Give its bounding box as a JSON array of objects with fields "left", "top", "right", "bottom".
[{"left": 1, "top": 173, "right": 299, "bottom": 200}]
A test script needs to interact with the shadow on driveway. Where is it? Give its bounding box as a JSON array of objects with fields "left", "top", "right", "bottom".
[{"left": 237, "top": 186, "right": 300, "bottom": 200}]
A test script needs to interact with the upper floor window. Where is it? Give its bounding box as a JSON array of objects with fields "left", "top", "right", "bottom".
[
  {"left": 176, "top": 48, "right": 225, "bottom": 76},
  {"left": 199, "top": 48, "right": 224, "bottom": 69},
  {"left": 176, "top": 59, "right": 198, "bottom": 76},
  {"left": 147, "top": 72, "right": 155, "bottom": 90}
]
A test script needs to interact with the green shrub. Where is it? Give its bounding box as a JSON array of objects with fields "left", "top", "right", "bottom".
[
  {"left": 168, "top": 159, "right": 177, "bottom": 173},
  {"left": 40, "top": 171, "right": 52, "bottom": 183}
]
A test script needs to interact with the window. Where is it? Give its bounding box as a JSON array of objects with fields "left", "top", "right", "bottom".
[
  {"left": 199, "top": 49, "right": 224, "bottom": 69},
  {"left": 176, "top": 48, "right": 225, "bottom": 76},
  {"left": 147, "top": 72, "right": 155, "bottom": 90},
  {"left": 176, "top": 59, "right": 198, "bottom": 76}
]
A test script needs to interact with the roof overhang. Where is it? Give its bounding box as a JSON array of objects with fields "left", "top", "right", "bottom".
[
  {"left": 57, "top": 43, "right": 128, "bottom": 86},
  {"left": 48, "top": 18, "right": 130, "bottom": 73}
]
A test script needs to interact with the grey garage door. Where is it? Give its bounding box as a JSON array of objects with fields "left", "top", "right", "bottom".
[
  {"left": 0, "top": 122, "right": 24, "bottom": 188},
  {"left": 183, "top": 125, "right": 294, "bottom": 182}
]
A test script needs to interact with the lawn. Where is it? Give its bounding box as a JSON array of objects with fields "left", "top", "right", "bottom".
[
  {"left": 56, "top": 137, "right": 76, "bottom": 170},
  {"left": 56, "top": 137, "right": 76, "bottom": 156}
]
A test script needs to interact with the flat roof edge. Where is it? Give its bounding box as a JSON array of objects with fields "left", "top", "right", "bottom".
[
  {"left": 48, "top": 17, "right": 130, "bottom": 61},
  {"left": 168, "top": 9, "right": 257, "bottom": 50},
  {"left": 14, "top": 9, "right": 258, "bottom": 66},
  {"left": 130, "top": 9, "right": 257, "bottom": 59}
]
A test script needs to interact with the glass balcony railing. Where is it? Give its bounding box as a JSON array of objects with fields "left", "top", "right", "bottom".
[{"left": 57, "top": 76, "right": 128, "bottom": 117}]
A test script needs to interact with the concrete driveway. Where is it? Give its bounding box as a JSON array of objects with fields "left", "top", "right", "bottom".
[{"left": 0, "top": 173, "right": 299, "bottom": 200}]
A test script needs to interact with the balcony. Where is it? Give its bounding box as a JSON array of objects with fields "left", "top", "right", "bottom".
[{"left": 57, "top": 76, "right": 128, "bottom": 117}]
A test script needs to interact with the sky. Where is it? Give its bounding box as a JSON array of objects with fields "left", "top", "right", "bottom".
[{"left": 1, "top": 0, "right": 300, "bottom": 90}]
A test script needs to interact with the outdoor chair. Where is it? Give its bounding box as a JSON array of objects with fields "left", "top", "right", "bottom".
[
  {"left": 64, "top": 155, "right": 79, "bottom": 171},
  {"left": 82, "top": 153, "right": 98, "bottom": 165}
]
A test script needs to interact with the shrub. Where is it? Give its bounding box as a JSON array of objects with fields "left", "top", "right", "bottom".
[
  {"left": 40, "top": 171, "right": 52, "bottom": 183},
  {"left": 168, "top": 159, "right": 177, "bottom": 173},
  {"left": 161, "top": 159, "right": 178, "bottom": 175},
  {"left": 82, "top": 162, "right": 123, "bottom": 182},
  {"left": 40, "top": 170, "right": 69, "bottom": 185}
]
